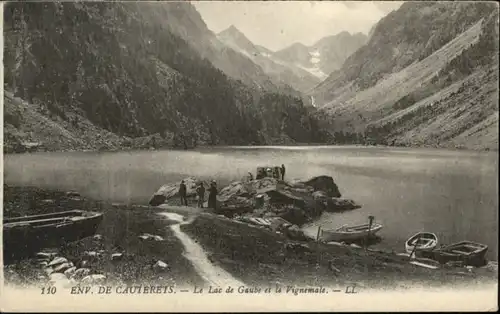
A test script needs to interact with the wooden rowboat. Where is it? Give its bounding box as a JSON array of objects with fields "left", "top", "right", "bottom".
[
  {"left": 320, "top": 222, "right": 383, "bottom": 242},
  {"left": 425, "top": 241, "right": 489, "bottom": 267},
  {"left": 405, "top": 232, "right": 438, "bottom": 254},
  {"left": 3, "top": 210, "right": 103, "bottom": 262}
]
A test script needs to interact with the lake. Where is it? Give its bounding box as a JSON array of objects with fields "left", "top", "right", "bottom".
[{"left": 3, "top": 146, "right": 498, "bottom": 258}]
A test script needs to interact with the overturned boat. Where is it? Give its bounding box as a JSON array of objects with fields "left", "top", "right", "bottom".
[
  {"left": 3, "top": 210, "right": 103, "bottom": 261},
  {"left": 405, "top": 232, "right": 438, "bottom": 254},
  {"left": 320, "top": 222, "right": 383, "bottom": 242}
]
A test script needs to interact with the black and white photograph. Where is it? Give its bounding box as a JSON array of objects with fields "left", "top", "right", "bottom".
[{"left": 1, "top": 1, "right": 498, "bottom": 312}]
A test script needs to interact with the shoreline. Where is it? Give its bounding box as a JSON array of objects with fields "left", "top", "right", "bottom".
[
  {"left": 3, "top": 184, "right": 498, "bottom": 290},
  {"left": 4, "top": 143, "right": 497, "bottom": 156},
  {"left": 3, "top": 185, "right": 205, "bottom": 289}
]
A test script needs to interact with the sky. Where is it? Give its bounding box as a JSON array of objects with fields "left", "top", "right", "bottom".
[{"left": 192, "top": 1, "right": 403, "bottom": 51}]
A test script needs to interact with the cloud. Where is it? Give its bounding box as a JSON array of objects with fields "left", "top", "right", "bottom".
[{"left": 192, "top": 1, "right": 403, "bottom": 51}]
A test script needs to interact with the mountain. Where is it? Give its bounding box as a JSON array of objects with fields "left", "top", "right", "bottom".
[
  {"left": 256, "top": 45, "right": 274, "bottom": 55},
  {"left": 124, "top": 2, "right": 286, "bottom": 94},
  {"left": 3, "top": 2, "right": 329, "bottom": 153},
  {"left": 217, "top": 25, "right": 321, "bottom": 93},
  {"left": 273, "top": 32, "right": 368, "bottom": 80},
  {"left": 218, "top": 25, "right": 258, "bottom": 56},
  {"left": 311, "top": 32, "right": 369, "bottom": 76},
  {"left": 310, "top": 2, "right": 499, "bottom": 150}
]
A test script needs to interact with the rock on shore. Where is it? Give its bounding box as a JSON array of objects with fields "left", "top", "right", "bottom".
[
  {"left": 149, "top": 175, "right": 361, "bottom": 226},
  {"left": 150, "top": 177, "right": 208, "bottom": 206}
]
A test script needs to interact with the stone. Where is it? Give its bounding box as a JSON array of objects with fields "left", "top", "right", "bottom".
[
  {"left": 154, "top": 235, "right": 164, "bottom": 241},
  {"left": 218, "top": 181, "right": 253, "bottom": 201},
  {"left": 36, "top": 252, "right": 57, "bottom": 260},
  {"left": 52, "top": 262, "right": 74, "bottom": 273},
  {"left": 278, "top": 205, "right": 310, "bottom": 226},
  {"left": 302, "top": 176, "right": 342, "bottom": 198},
  {"left": 38, "top": 261, "right": 48, "bottom": 267},
  {"left": 81, "top": 274, "right": 106, "bottom": 285},
  {"left": 139, "top": 233, "right": 165, "bottom": 241},
  {"left": 284, "top": 243, "right": 311, "bottom": 253},
  {"left": 327, "top": 241, "right": 345, "bottom": 247},
  {"left": 65, "top": 191, "right": 81, "bottom": 198},
  {"left": 71, "top": 268, "right": 91, "bottom": 280},
  {"left": 252, "top": 177, "right": 280, "bottom": 192},
  {"left": 48, "top": 257, "right": 68, "bottom": 267},
  {"left": 284, "top": 225, "right": 310, "bottom": 241},
  {"left": 269, "top": 217, "right": 289, "bottom": 232},
  {"left": 149, "top": 194, "right": 167, "bottom": 206},
  {"left": 149, "top": 177, "right": 203, "bottom": 205},
  {"left": 64, "top": 267, "right": 77, "bottom": 278},
  {"left": 312, "top": 190, "right": 328, "bottom": 200},
  {"left": 111, "top": 253, "right": 123, "bottom": 261},
  {"left": 153, "top": 260, "right": 170, "bottom": 272},
  {"left": 286, "top": 179, "right": 312, "bottom": 190},
  {"left": 83, "top": 251, "right": 101, "bottom": 259},
  {"left": 324, "top": 198, "right": 362, "bottom": 212},
  {"left": 218, "top": 196, "right": 254, "bottom": 215},
  {"left": 265, "top": 189, "right": 306, "bottom": 207},
  {"left": 148, "top": 174, "right": 357, "bottom": 226}
]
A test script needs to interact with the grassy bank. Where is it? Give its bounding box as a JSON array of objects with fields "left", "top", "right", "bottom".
[
  {"left": 3, "top": 185, "right": 204, "bottom": 288},
  {"left": 181, "top": 213, "right": 498, "bottom": 289},
  {"left": 3, "top": 185, "right": 497, "bottom": 291}
]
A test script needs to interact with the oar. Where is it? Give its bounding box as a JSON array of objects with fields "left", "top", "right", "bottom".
[
  {"left": 316, "top": 226, "right": 322, "bottom": 266},
  {"left": 409, "top": 234, "right": 422, "bottom": 260},
  {"left": 316, "top": 226, "right": 322, "bottom": 242},
  {"left": 364, "top": 215, "right": 374, "bottom": 250}
]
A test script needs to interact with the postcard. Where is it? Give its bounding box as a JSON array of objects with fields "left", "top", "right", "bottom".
[{"left": 1, "top": 1, "right": 498, "bottom": 312}]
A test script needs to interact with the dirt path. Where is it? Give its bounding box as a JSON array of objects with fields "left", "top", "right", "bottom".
[{"left": 158, "top": 211, "right": 245, "bottom": 287}]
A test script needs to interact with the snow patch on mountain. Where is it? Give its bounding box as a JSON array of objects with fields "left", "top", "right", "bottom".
[{"left": 296, "top": 64, "right": 328, "bottom": 80}]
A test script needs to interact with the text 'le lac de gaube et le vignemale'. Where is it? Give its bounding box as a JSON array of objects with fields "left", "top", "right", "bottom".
[{"left": 41, "top": 284, "right": 360, "bottom": 296}]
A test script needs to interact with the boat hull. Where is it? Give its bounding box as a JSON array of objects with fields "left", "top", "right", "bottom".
[
  {"left": 320, "top": 224, "right": 383, "bottom": 242},
  {"left": 405, "top": 232, "right": 438, "bottom": 254},
  {"left": 3, "top": 210, "right": 104, "bottom": 262},
  {"left": 420, "top": 241, "right": 489, "bottom": 267}
]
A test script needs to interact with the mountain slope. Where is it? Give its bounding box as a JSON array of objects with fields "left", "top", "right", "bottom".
[
  {"left": 311, "top": 32, "right": 368, "bottom": 76},
  {"left": 273, "top": 32, "right": 368, "bottom": 80},
  {"left": 128, "top": 2, "right": 298, "bottom": 95},
  {"left": 217, "top": 25, "right": 321, "bottom": 93},
  {"left": 309, "top": 2, "right": 498, "bottom": 150},
  {"left": 3, "top": 91, "right": 127, "bottom": 152},
  {"left": 3, "top": 2, "right": 329, "bottom": 152}
]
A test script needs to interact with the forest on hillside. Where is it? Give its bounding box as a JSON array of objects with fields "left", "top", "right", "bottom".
[{"left": 3, "top": 2, "right": 329, "bottom": 151}]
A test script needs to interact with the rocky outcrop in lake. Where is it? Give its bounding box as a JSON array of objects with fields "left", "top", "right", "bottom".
[{"left": 149, "top": 175, "right": 361, "bottom": 227}]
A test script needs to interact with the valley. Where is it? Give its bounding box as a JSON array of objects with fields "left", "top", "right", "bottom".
[{"left": 2, "top": 1, "right": 498, "bottom": 152}]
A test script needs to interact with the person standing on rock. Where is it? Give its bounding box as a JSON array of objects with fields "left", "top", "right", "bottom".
[
  {"left": 196, "top": 182, "right": 205, "bottom": 208},
  {"left": 179, "top": 180, "right": 188, "bottom": 206},
  {"left": 281, "top": 164, "right": 286, "bottom": 181},
  {"left": 208, "top": 180, "right": 218, "bottom": 210}
]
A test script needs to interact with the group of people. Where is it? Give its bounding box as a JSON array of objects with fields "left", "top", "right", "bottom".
[
  {"left": 178, "top": 164, "right": 286, "bottom": 210},
  {"left": 253, "top": 164, "right": 286, "bottom": 181},
  {"left": 178, "top": 179, "right": 218, "bottom": 209}
]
